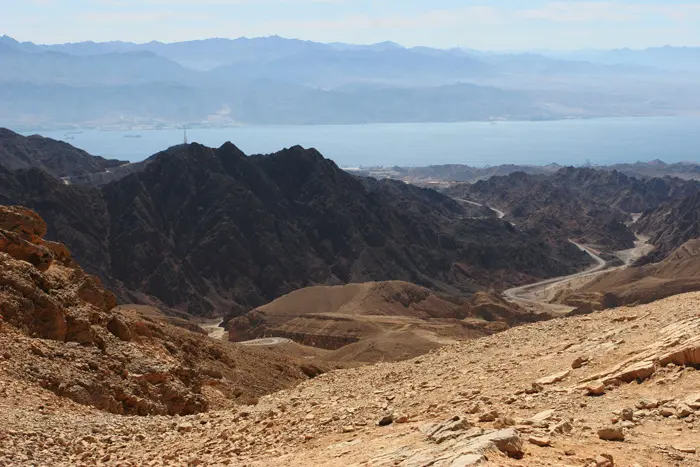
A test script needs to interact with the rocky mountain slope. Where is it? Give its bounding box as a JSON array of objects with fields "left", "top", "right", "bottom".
[
  {"left": 446, "top": 167, "right": 699, "bottom": 250},
  {"left": 0, "top": 128, "right": 126, "bottom": 178},
  {"left": 635, "top": 191, "right": 700, "bottom": 264},
  {"left": 229, "top": 281, "right": 548, "bottom": 362},
  {"left": 0, "top": 204, "right": 323, "bottom": 417},
  {"left": 0, "top": 141, "right": 590, "bottom": 317},
  {"left": 5, "top": 287, "right": 700, "bottom": 465}
]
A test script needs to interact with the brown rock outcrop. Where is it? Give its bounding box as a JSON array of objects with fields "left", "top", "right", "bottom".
[{"left": 0, "top": 204, "right": 324, "bottom": 416}]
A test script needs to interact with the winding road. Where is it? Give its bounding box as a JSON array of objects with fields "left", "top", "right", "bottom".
[
  {"left": 203, "top": 197, "right": 648, "bottom": 338},
  {"left": 201, "top": 319, "right": 292, "bottom": 346},
  {"left": 454, "top": 198, "right": 506, "bottom": 219},
  {"left": 503, "top": 242, "right": 608, "bottom": 313},
  {"left": 239, "top": 337, "right": 292, "bottom": 346},
  {"left": 452, "top": 197, "right": 634, "bottom": 314}
]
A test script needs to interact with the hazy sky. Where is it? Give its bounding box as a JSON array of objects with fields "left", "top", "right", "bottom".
[{"left": 3, "top": 0, "right": 700, "bottom": 49}]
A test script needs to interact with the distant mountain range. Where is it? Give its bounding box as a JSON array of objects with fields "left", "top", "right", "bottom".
[
  {"left": 446, "top": 167, "right": 700, "bottom": 250},
  {"left": 355, "top": 160, "right": 700, "bottom": 186},
  {"left": 1, "top": 35, "right": 699, "bottom": 129}
]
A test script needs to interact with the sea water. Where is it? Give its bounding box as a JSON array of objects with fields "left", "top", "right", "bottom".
[{"left": 30, "top": 117, "right": 700, "bottom": 168}]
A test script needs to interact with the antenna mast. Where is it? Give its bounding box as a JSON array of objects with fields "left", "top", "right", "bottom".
[{"left": 183, "top": 127, "right": 188, "bottom": 145}]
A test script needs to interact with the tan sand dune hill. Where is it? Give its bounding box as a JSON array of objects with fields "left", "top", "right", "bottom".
[{"left": 228, "top": 281, "right": 548, "bottom": 362}]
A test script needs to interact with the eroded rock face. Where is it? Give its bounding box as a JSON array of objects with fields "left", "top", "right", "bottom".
[
  {"left": 0, "top": 205, "right": 115, "bottom": 341},
  {"left": 0, "top": 204, "right": 319, "bottom": 416}
]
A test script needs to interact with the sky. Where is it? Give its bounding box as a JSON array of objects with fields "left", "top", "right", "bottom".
[{"left": 2, "top": 0, "right": 700, "bottom": 50}]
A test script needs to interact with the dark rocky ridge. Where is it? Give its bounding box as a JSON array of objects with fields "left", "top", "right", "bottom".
[
  {"left": 0, "top": 128, "right": 127, "bottom": 178},
  {"left": 446, "top": 167, "right": 700, "bottom": 250},
  {"left": 0, "top": 140, "right": 590, "bottom": 317},
  {"left": 636, "top": 191, "right": 700, "bottom": 264}
]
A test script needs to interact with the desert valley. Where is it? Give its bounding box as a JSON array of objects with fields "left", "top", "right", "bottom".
[{"left": 1, "top": 124, "right": 700, "bottom": 466}]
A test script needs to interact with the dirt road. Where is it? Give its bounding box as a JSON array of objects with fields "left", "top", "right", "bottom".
[
  {"left": 503, "top": 242, "right": 608, "bottom": 314},
  {"left": 454, "top": 198, "right": 506, "bottom": 219},
  {"left": 199, "top": 319, "right": 227, "bottom": 340},
  {"left": 239, "top": 337, "right": 293, "bottom": 346}
]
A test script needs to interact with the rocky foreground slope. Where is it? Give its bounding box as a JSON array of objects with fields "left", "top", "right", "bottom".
[
  {"left": 0, "top": 205, "right": 322, "bottom": 418},
  {"left": 4, "top": 284, "right": 700, "bottom": 465}
]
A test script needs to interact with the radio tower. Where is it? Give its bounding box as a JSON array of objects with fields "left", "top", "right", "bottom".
[{"left": 183, "top": 127, "right": 188, "bottom": 145}]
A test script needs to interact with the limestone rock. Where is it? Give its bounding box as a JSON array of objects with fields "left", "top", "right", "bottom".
[
  {"left": 448, "top": 454, "right": 487, "bottom": 466},
  {"left": 685, "top": 394, "right": 700, "bottom": 410},
  {"left": 528, "top": 435, "right": 551, "bottom": 447},
  {"left": 530, "top": 409, "right": 555, "bottom": 424},
  {"left": 177, "top": 422, "right": 194, "bottom": 433},
  {"left": 605, "top": 361, "right": 655, "bottom": 384},
  {"left": 620, "top": 408, "right": 634, "bottom": 421},
  {"left": 586, "top": 381, "right": 606, "bottom": 396},
  {"left": 457, "top": 428, "right": 524, "bottom": 459},
  {"left": 637, "top": 399, "right": 659, "bottom": 410},
  {"left": 478, "top": 410, "right": 499, "bottom": 422},
  {"left": 676, "top": 403, "right": 693, "bottom": 418},
  {"left": 572, "top": 356, "right": 590, "bottom": 369},
  {"left": 598, "top": 427, "right": 625, "bottom": 441},
  {"left": 589, "top": 454, "right": 614, "bottom": 467},
  {"left": 423, "top": 416, "right": 474, "bottom": 444},
  {"left": 536, "top": 370, "right": 571, "bottom": 386},
  {"left": 550, "top": 420, "right": 573, "bottom": 434}
]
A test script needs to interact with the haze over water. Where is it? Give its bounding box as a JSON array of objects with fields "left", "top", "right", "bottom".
[{"left": 33, "top": 117, "right": 700, "bottom": 168}]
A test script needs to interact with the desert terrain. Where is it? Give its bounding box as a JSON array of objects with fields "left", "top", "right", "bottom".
[
  {"left": 5, "top": 286, "right": 700, "bottom": 465},
  {"left": 5, "top": 130, "right": 700, "bottom": 467}
]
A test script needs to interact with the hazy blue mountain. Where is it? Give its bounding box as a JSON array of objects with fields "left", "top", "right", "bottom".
[
  {"left": 1, "top": 35, "right": 699, "bottom": 128},
  {"left": 544, "top": 46, "right": 700, "bottom": 73},
  {"left": 0, "top": 44, "right": 196, "bottom": 85},
  {"left": 209, "top": 47, "right": 494, "bottom": 87},
  {"left": 0, "top": 80, "right": 552, "bottom": 129}
]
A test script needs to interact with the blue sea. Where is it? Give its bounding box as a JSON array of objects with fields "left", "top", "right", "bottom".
[{"left": 31, "top": 117, "right": 700, "bottom": 168}]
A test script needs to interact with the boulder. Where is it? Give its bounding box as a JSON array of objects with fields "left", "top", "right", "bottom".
[
  {"left": 462, "top": 428, "right": 524, "bottom": 459},
  {"left": 685, "top": 394, "right": 700, "bottom": 410},
  {"left": 529, "top": 436, "right": 551, "bottom": 447},
  {"left": 605, "top": 361, "right": 655, "bottom": 384},
  {"left": 572, "top": 356, "right": 590, "bottom": 369},
  {"left": 107, "top": 315, "right": 132, "bottom": 342},
  {"left": 586, "top": 381, "right": 606, "bottom": 396},
  {"left": 598, "top": 427, "right": 625, "bottom": 441},
  {"left": 422, "top": 416, "right": 476, "bottom": 444}
]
